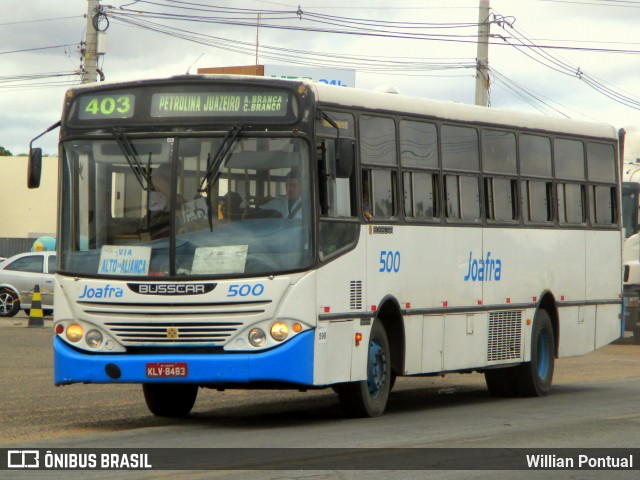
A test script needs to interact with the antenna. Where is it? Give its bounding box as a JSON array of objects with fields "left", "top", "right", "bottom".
[{"left": 186, "top": 53, "right": 205, "bottom": 74}]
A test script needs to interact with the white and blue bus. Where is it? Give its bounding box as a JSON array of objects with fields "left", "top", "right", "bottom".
[{"left": 29, "top": 75, "right": 623, "bottom": 417}]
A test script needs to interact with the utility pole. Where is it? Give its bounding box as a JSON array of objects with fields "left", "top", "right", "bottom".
[
  {"left": 474, "top": 0, "right": 490, "bottom": 107},
  {"left": 82, "top": 0, "right": 100, "bottom": 83}
]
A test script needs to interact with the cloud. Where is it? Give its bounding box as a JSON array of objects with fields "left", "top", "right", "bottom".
[{"left": 2, "top": 0, "right": 640, "bottom": 156}]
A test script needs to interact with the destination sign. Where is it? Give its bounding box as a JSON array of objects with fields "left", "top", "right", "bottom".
[
  {"left": 77, "top": 94, "right": 135, "bottom": 120},
  {"left": 68, "top": 85, "right": 296, "bottom": 124},
  {"left": 150, "top": 92, "right": 289, "bottom": 118}
]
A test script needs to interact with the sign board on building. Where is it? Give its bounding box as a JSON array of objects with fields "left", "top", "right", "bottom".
[
  {"left": 263, "top": 65, "right": 355, "bottom": 88},
  {"left": 198, "top": 65, "right": 355, "bottom": 88}
]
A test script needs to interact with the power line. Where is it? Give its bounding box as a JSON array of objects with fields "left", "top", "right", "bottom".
[
  {"left": 0, "top": 15, "right": 83, "bottom": 26},
  {"left": 0, "top": 44, "right": 77, "bottom": 56}
]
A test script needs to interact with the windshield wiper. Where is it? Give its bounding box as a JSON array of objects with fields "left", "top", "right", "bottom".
[
  {"left": 198, "top": 125, "right": 243, "bottom": 231},
  {"left": 113, "top": 128, "right": 152, "bottom": 191},
  {"left": 198, "top": 125, "right": 243, "bottom": 194}
]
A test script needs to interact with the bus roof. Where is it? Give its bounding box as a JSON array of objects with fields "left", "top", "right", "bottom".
[
  {"left": 69, "top": 74, "right": 617, "bottom": 141},
  {"left": 309, "top": 80, "right": 617, "bottom": 141}
]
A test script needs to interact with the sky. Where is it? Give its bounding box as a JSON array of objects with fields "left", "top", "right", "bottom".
[{"left": 2, "top": 0, "right": 640, "bottom": 157}]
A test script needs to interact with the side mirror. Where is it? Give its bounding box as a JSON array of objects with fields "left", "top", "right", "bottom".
[
  {"left": 335, "top": 138, "right": 354, "bottom": 178},
  {"left": 28, "top": 148, "right": 43, "bottom": 189}
]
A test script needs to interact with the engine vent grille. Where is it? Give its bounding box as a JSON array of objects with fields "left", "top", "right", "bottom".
[
  {"left": 487, "top": 310, "right": 523, "bottom": 362},
  {"left": 350, "top": 281, "right": 363, "bottom": 310}
]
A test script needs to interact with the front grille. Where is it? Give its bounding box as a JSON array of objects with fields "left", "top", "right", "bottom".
[
  {"left": 78, "top": 299, "right": 271, "bottom": 347},
  {"left": 487, "top": 310, "right": 523, "bottom": 362},
  {"left": 104, "top": 321, "right": 242, "bottom": 346}
]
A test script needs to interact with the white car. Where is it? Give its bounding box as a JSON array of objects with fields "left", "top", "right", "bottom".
[{"left": 0, "top": 251, "right": 55, "bottom": 317}]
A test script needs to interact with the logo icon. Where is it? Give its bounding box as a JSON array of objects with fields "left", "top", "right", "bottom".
[
  {"left": 166, "top": 327, "right": 179, "bottom": 339},
  {"left": 8, "top": 450, "right": 39, "bottom": 468}
]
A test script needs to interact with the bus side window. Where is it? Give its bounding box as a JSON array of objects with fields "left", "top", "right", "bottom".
[
  {"left": 403, "top": 171, "right": 439, "bottom": 220},
  {"left": 554, "top": 138, "right": 586, "bottom": 225},
  {"left": 370, "top": 169, "right": 397, "bottom": 218},
  {"left": 445, "top": 174, "right": 480, "bottom": 221},
  {"left": 485, "top": 177, "right": 517, "bottom": 222},
  {"left": 587, "top": 142, "right": 617, "bottom": 226},
  {"left": 522, "top": 180, "right": 553, "bottom": 223}
]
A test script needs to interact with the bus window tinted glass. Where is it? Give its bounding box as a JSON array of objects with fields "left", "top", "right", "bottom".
[
  {"left": 360, "top": 116, "right": 397, "bottom": 166},
  {"left": 445, "top": 174, "right": 479, "bottom": 221},
  {"left": 555, "top": 138, "right": 585, "bottom": 180},
  {"left": 400, "top": 120, "right": 438, "bottom": 168},
  {"left": 591, "top": 185, "right": 616, "bottom": 225},
  {"left": 558, "top": 183, "right": 585, "bottom": 224},
  {"left": 371, "top": 169, "right": 396, "bottom": 217},
  {"left": 486, "top": 178, "right": 517, "bottom": 221},
  {"left": 482, "top": 130, "right": 516, "bottom": 174},
  {"left": 522, "top": 180, "right": 552, "bottom": 223},
  {"left": 587, "top": 142, "right": 616, "bottom": 182},
  {"left": 442, "top": 125, "right": 479, "bottom": 171},
  {"left": 520, "top": 135, "right": 552, "bottom": 177},
  {"left": 403, "top": 171, "right": 438, "bottom": 219}
]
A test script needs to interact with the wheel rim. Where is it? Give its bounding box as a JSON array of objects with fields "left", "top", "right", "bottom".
[
  {"left": 367, "top": 339, "right": 388, "bottom": 398},
  {"left": 537, "top": 329, "right": 551, "bottom": 381},
  {"left": 0, "top": 292, "right": 14, "bottom": 314}
]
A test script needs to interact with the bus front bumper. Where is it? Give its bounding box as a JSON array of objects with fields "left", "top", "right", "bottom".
[{"left": 54, "top": 330, "right": 315, "bottom": 386}]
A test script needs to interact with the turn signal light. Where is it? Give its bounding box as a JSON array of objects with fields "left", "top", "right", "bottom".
[{"left": 66, "top": 324, "right": 84, "bottom": 343}]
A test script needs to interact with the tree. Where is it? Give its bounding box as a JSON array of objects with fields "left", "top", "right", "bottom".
[{"left": 0, "top": 146, "right": 13, "bottom": 156}]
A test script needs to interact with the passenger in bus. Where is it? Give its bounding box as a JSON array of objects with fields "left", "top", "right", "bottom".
[
  {"left": 362, "top": 177, "right": 373, "bottom": 221},
  {"left": 219, "top": 191, "right": 243, "bottom": 221},
  {"left": 262, "top": 170, "right": 303, "bottom": 219}
]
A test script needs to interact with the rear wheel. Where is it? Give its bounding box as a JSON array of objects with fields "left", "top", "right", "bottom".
[
  {"left": 0, "top": 289, "right": 19, "bottom": 317},
  {"left": 142, "top": 384, "right": 198, "bottom": 417},
  {"left": 335, "top": 320, "right": 391, "bottom": 417},
  {"left": 514, "top": 309, "right": 555, "bottom": 397},
  {"left": 633, "top": 328, "right": 640, "bottom": 345}
]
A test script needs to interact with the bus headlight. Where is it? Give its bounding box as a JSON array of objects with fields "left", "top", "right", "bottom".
[
  {"left": 270, "top": 322, "right": 289, "bottom": 341},
  {"left": 249, "top": 328, "right": 266, "bottom": 347},
  {"left": 66, "top": 324, "right": 84, "bottom": 343},
  {"left": 85, "top": 329, "right": 103, "bottom": 348}
]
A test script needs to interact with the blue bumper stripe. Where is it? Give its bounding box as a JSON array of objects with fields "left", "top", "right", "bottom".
[{"left": 54, "top": 330, "right": 315, "bottom": 386}]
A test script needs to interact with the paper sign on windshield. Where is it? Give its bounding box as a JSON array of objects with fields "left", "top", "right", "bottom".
[
  {"left": 191, "top": 245, "right": 248, "bottom": 274},
  {"left": 98, "top": 245, "right": 152, "bottom": 276},
  {"left": 182, "top": 197, "right": 208, "bottom": 223}
]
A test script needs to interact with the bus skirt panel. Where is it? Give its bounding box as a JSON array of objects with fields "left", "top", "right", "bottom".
[{"left": 53, "top": 330, "right": 315, "bottom": 386}]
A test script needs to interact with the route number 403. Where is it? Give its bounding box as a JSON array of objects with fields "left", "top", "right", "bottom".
[
  {"left": 379, "top": 250, "right": 401, "bottom": 273},
  {"left": 84, "top": 96, "right": 131, "bottom": 116}
]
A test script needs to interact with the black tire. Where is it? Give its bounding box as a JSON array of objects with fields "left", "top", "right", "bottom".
[
  {"left": 633, "top": 328, "right": 640, "bottom": 345},
  {"left": 335, "top": 320, "right": 391, "bottom": 418},
  {"left": 44, "top": 310, "right": 53, "bottom": 317},
  {"left": 0, "top": 289, "right": 20, "bottom": 317},
  {"left": 514, "top": 309, "right": 555, "bottom": 397},
  {"left": 484, "top": 367, "right": 518, "bottom": 397},
  {"left": 142, "top": 383, "right": 198, "bottom": 417}
]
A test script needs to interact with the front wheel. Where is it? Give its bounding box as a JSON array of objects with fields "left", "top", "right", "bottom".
[
  {"left": 335, "top": 319, "right": 391, "bottom": 417},
  {"left": 142, "top": 384, "right": 198, "bottom": 417},
  {"left": 0, "top": 289, "right": 19, "bottom": 317},
  {"left": 514, "top": 309, "right": 555, "bottom": 397}
]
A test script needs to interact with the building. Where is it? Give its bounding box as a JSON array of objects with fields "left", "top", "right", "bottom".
[{"left": 0, "top": 155, "right": 58, "bottom": 256}]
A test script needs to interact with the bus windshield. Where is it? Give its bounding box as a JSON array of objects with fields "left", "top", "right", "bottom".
[{"left": 59, "top": 135, "right": 312, "bottom": 278}]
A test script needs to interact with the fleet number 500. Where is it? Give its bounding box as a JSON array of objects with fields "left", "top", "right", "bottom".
[{"left": 379, "top": 250, "right": 401, "bottom": 273}]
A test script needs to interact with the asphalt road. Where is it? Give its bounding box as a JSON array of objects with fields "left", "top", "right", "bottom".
[{"left": 1, "top": 315, "right": 639, "bottom": 447}]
